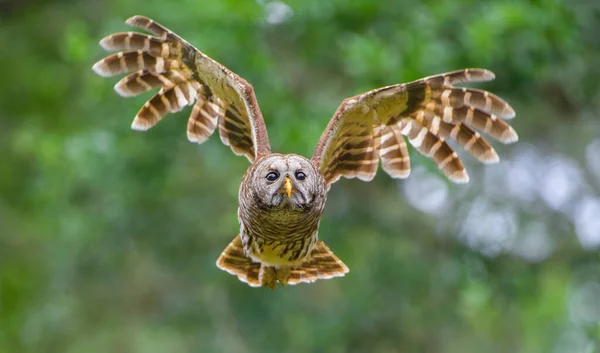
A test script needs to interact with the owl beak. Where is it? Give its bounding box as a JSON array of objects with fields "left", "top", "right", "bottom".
[{"left": 282, "top": 176, "right": 293, "bottom": 198}]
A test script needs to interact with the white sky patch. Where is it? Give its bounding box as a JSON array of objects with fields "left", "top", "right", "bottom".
[
  {"left": 573, "top": 196, "right": 600, "bottom": 250},
  {"left": 510, "top": 221, "right": 554, "bottom": 262},
  {"left": 459, "top": 198, "right": 518, "bottom": 257},
  {"left": 265, "top": 2, "right": 293, "bottom": 25},
  {"left": 403, "top": 167, "right": 449, "bottom": 215},
  {"left": 538, "top": 156, "right": 585, "bottom": 214},
  {"left": 504, "top": 145, "right": 542, "bottom": 203}
]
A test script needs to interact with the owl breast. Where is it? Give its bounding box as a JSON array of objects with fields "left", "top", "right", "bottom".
[{"left": 238, "top": 203, "right": 324, "bottom": 267}]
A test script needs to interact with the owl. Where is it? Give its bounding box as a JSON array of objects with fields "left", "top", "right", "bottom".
[{"left": 93, "top": 16, "right": 517, "bottom": 289}]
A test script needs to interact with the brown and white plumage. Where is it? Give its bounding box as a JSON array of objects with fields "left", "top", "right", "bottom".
[
  {"left": 93, "top": 16, "right": 518, "bottom": 289},
  {"left": 312, "top": 69, "right": 517, "bottom": 187},
  {"left": 92, "top": 15, "right": 270, "bottom": 162}
]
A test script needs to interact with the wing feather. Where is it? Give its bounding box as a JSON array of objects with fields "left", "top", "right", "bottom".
[
  {"left": 93, "top": 15, "right": 271, "bottom": 162},
  {"left": 311, "top": 69, "right": 517, "bottom": 188}
]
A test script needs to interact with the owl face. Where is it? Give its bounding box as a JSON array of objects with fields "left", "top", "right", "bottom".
[{"left": 245, "top": 154, "right": 325, "bottom": 210}]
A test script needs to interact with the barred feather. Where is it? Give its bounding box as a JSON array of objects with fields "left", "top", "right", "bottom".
[
  {"left": 412, "top": 110, "right": 499, "bottom": 164},
  {"left": 92, "top": 51, "right": 177, "bottom": 77},
  {"left": 131, "top": 82, "right": 198, "bottom": 130},
  {"left": 312, "top": 68, "right": 517, "bottom": 186},
  {"left": 379, "top": 124, "right": 411, "bottom": 178},
  {"left": 438, "top": 106, "right": 518, "bottom": 143},
  {"left": 422, "top": 68, "right": 496, "bottom": 86},
  {"left": 99, "top": 32, "right": 172, "bottom": 58},
  {"left": 287, "top": 240, "right": 349, "bottom": 284},
  {"left": 218, "top": 103, "right": 256, "bottom": 160},
  {"left": 320, "top": 122, "right": 380, "bottom": 184},
  {"left": 92, "top": 15, "right": 271, "bottom": 161},
  {"left": 126, "top": 15, "right": 173, "bottom": 38},
  {"left": 400, "top": 119, "right": 468, "bottom": 183},
  {"left": 430, "top": 87, "right": 515, "bottom": 119},
  {"left": 216, "top": 236, "right": 348, "bottom": 288},
  {"left": 216, "top": 236, "right": 261, "bottom": 287},
  {"left": 114, "top": 70, "right": 189, "bottom": 97},
  {"left": 187, "top": 96, "right": 222, "bottom": 144}
]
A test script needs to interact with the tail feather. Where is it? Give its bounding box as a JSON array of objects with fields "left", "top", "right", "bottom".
[
  {"left": 216, "top": 236, "right": 349, "bottom": 288},
  {"left": 216, "top": 236, "right": 262, "bottom": 287},
  {"left": 287, "top": 240, "right": 349, "bottom": 285}
]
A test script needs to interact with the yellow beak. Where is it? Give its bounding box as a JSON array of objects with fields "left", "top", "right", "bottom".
[{"left": 282, "top": 177, "right": 293, "bottom": 198}]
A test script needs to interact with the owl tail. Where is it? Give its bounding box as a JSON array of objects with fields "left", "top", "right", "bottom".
[
  {"left": 216, "top": 236, "right": 262, "bottom": 287},
  {"left": 216, "top": 236, "right": 349, "bottom": 288},
  {"left": 286, "top": 240, "right": 349, "bottom": 285}
]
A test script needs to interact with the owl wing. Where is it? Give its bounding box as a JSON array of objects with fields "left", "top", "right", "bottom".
[
  {"left": 311, "top": 69, "right": 517, "bottom": 189},
  {"left": 92, "top": 16, "right": 270, "bottom": 162}
]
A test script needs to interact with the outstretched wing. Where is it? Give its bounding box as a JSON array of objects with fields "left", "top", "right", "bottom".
[
  {"left": 92, "top": 15, "right": 271, "bottom": 162},
  {"left": 311, "top": 69, "right": 517, "bottom": 188}
]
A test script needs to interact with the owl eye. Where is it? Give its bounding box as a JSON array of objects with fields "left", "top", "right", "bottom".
[
  {"left": 265, "top": 172, "right": 279, "bottom": 181},
  {"left": 295, "top": 171, "right": 306, "bottom": 181}
]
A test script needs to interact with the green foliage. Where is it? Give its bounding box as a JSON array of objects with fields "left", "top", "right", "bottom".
[{"left": 1, "top": 0, "right": 599, "bottom": 352}]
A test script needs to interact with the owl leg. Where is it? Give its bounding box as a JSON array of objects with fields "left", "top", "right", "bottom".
[
  {"left": 275, "top": 266, "right": 292, "bottom": 286},
  {"left": 258, "top": 265, "right": 277, "bottom": 290}
]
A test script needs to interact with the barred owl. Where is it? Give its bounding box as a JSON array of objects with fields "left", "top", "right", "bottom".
[{"left": 93, "top": 16, "right": 518, "bottom": 289}]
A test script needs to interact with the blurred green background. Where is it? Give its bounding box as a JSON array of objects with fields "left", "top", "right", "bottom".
[{"left": 1, "top": 0, "right": 600, "bottom": 352}]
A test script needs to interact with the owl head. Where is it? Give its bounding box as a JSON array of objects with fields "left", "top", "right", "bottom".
[{"left": 241, "top": 154, "right": 326, "bottom": 210}]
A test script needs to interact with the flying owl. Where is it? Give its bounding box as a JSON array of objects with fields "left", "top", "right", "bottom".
[{"left": 93, "top": 16, "right": 518, "bottom": 289}]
